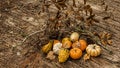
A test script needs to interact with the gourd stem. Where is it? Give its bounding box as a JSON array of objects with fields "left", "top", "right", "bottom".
[{"left": 93, "top": 46, "right": 96, "bottom": 49}]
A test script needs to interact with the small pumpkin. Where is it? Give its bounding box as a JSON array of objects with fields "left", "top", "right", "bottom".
[
  {"left": 42, "top": 40, "right": 53, "bottom": 53},
  {"left": 72, "top": 41, "right": 80, "bottom": 48},
  {"left": 58, "top": 48, "right": 69, "bottom": 63},
  {"left": 70, "top": 48, "right": 82, "bottom": 59},
  {"left": 70, "top": 32, "right": 79, "bottom": 42},
  {"left": 62, "top": 40, "right": 72, "bottom": 49},
  {"left": 72, "top": 40, "right": 87, "bottom": 51},
  {"left": 79, "top": 39, "right": 87, "bottom": 51},
  {"left": 86, "top": 44, "right": 101, "bottom": 57},
  {"left": 53, "top": 42, "right": 62, "bottom": 55}
]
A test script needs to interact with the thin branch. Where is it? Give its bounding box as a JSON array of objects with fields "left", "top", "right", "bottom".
[{"left": 19, "top": 30, "right": 43, "bottom": 46}]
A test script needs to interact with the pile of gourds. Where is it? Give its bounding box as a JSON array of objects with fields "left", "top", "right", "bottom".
[{"left": 42, "top": 32, "right": 101, "bottom": 63}]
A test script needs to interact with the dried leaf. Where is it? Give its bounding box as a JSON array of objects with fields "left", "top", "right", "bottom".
[
  {"left": 101, "top": 40, "right": 107, "bottom": 45},
  {"left": 84, "top": 5, "right": 91, "bottom": 10},
  {"left": 99, "top": 32, "right": 112, "bottom": 46},
  {"left": 55, "top": 3, "right": 61, "bottom": 10},
  {"left": 83, "top": 53, "right": 90, "bottom": 61},
  {"left": 85, "top": 19, "right": 93, "bottom": 26},
  {"left": 107, "top": 40, "right": 112, "bottom": 45},
  {"left": 57, "top": 0, "right": 66, "bottom": 3},
  {"left": 87, "top": 14, "right": 95, "bottom": 20},
  {"left": 53, "top": 0, "right": 67, "bottom": 10},
  {"left": 93, "top": 32, "right": 99, "bottom": 37},
  {"left": 106, "top": 33, "right": 112, "bottom": 39},
  {"left": 76, "top": 16, "right": 84, "bottom": 21},
  {"left": 92, "top": 18, "right": 99, "bottom": 23},
  {"left": 88, "top": 7, "right": 93, "bottom": 15},
  {"left": 46, "top": 51, "right": 56, "bottom": 60},
  {"left": 99, "top": 31, "right": 107, "bottom": 39},
  {"left": 49, "top": 17, "right": 56, "bottom": 22},
  {"left": 105, "top": 5, "right": 108, "bottom": 11}
]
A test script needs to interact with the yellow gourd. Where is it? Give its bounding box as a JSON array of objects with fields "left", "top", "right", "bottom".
[
  {"left": 58, "top": 48, "right": 69, "bottom": 63},
  {"left": 62, "top": 40, "right": 72, "bottom": 49},
  {"left": 42, "top": 40, "right": 53, "bottom": 53},
  {"left": 62, "top": 37, "right": 70, "bottom": 43}
]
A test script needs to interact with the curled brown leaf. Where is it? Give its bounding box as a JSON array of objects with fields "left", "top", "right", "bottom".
[
  {"left": 46, "top": 51, "right": 56, "bottom": 60},
  {"left": 83, "top": 53, "right": 90, "bottom": 61}
]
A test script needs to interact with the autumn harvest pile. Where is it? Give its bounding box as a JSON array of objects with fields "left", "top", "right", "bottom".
[
  {"left": 1, "top": 0, "right": 120, "bottom": 68},
  {"left": 40, "top": 0, "right": 112, "bottom": 63},
  {"left": 42, "top": 31, "right": 109, "bottom": 62}
]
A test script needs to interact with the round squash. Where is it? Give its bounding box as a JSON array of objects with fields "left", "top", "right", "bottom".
[
  {"left": 86, "top": 44, "right": 101, "bottom": 57},
  {"left": 53, "top": 42, "right": 62, "bottom": 55},
  {"left": 62, "top": 40, "right": 72, "bottom": 49},
  {"left": 70, "top": 32, "right": 79, "bottom": 42},
  {"left": 70, "top": 48, "right": 82, "bottom": 59},
  {"left": 72, "top": 40, "right": 87, "bottom": 51},
  {"left": 72, "top": 41, "right": 80, "bottom": 48},
  {"left": 79, "top": 39, "right": 87, "bottom": 51}
]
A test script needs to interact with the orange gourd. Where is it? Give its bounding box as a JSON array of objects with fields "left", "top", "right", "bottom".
[
  {"left": 72, "top": 40, "right": 87, "bottom": 51},
  {"left": 79, "top": 39, "right": 87, "bottom": 51},
  {"left": 70, "top": 48, "right": 82, "bottom": 59},
  {"left": 72, "top": 41, "right": 80, "bottom": 48}
]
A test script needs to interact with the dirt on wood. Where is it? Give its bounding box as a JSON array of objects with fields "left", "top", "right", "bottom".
[{"left": 0, "top": 0, "right": 120, "bottom": 68}]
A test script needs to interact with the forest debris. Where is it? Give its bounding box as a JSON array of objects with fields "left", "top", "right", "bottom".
[
  {"left": 101, "top": 40, "right": 107, "bottom": 46},
  {"left": 83, "top": 5, "right": 93, "bottom": 16},
  {"left": 100, "top": 31, "right": 107, "bottom": 39},
  {"left": 103, "top": 16, "right": 110, "bottom": 20},
  {"left": 52, "top": 0, "right": 67, "bottom": 10},
  {"left": 19, "top": 30, "right": 43, "bottom": 46},
  {"left": 99, "top": 31, "right": 112, "bottom": 45},
  {"left": 83, "top": 53, "right": 90, "bottom": 61},
  {"left": 46, "top": 51, "right": 56, "bottom": 60},
  {"left": 106, "top": 33, "right": 112, "bottom": 39},
  {"left": 107, "top": 40, "right": 112, "bottom": 45},
  {"left": 20, "top": 53, "right": 42, "bottom": 68},
  {"left": 73, "top": 0, "right": 76, "bottom": 7},
  {"left": 105, "top": 5, "right": 108, "bottom": 11},
  {"left": 17, "top": 52, "right": 21, "bottom": 56}
]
